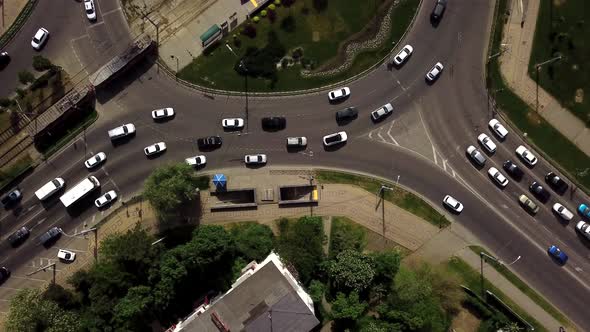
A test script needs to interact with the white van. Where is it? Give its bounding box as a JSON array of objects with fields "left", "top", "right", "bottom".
[
  {"left": 108, "top": 123, "right": 135, "bottom": 140},
  {"left": 35, "top": 178, "right": 65, "bottom": 200}
]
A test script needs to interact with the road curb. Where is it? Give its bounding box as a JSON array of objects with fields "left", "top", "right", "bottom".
[
  {"left": 156, "top": 0, "right": 424, "bottom": 98},
  {"left": 0, "top": 0, "right": 39, "bottom": 49}
]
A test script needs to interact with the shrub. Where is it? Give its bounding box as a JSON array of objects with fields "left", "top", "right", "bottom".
[
  {"left": 15, "top": 88, "right": 25, "bottom": 98},
  {"left": 32, "top": 55, "right": 53, "bottom": 71},
  {"left": 313, "top": 0, "right": 328, "bottom": 12},
  {"left": 260, "top": 10, "right": 267, "bottom": 17},
  {"left": 253, "top": 16, "right": 260, "bottom": 23},
  {"left": 269, "top": 4, "right": 276, "bottom": 10},
  {"left": 243, "top": 24, "right": 257, "bottom": 38},
  {"left": 280, "top": 15, "right": 296, "bottom": 33},
  {"left": 18, "top": 70, "right": 34, "bottom": 84},
  {"left": 274, "top": 0, "right": 281, "bottom": 5},
  {"left": 0, "top": 98, "right": 11, "bottom": 108}
]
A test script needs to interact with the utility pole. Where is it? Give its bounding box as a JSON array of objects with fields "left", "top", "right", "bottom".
[
  {"left": 27, "top": 263, "right": 57, "bottom": 284},
  {"left": 534, "top": 55, "right": 562, "bottom": 113},
  {"left": 170, "top": 55, "right": 179, "bottom": 80},
  {"left": 479, "top": 251, "right": 521, "bottom": 300},
  {"left": 72, "top": 228, "right": 99, "bottom": 261},
  {"left": 378, "top": 184, "right": 394, "bottom": 248},
  {"left": 226, "top": 43, "right": 249, "bottom": 130}
]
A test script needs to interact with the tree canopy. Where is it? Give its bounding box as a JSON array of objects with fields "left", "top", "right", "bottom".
[
  {"left": 328, "top": 249, "right": 375, "bottom": 293},
  {"left": 230, "top": 222, "right": 275, "bottom": 261}
]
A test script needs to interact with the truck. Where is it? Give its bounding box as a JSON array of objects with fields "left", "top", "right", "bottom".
[
  {"left": 108, "top": 123, "right": 135, "bottom": 140},
  {"left": 59, "top": 176, "right": 100, "bottom": 207}
]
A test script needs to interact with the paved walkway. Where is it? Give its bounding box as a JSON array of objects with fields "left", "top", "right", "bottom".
[
  {"left": 499, "top": 0, "right": 590, "bottom": 157},
  {"left": 198, "top": 168, "right": 564, "bottom": 330}
]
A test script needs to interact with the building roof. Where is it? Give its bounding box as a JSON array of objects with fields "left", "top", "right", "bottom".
[{"left": 173, "top": 253, "right": 319, "bottom": 332}]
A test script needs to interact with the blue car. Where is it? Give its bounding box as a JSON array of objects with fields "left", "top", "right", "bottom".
[
  {"left": 579, "top": 204, "right": 590, "bottom": 219},
  {"left": 548, "top": 245, "right": 568, "bottom": 264}
]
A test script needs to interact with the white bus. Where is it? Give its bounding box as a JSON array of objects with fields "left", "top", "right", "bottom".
[{"left": 59, "top": 176, "right": 100, "bottom": 207}]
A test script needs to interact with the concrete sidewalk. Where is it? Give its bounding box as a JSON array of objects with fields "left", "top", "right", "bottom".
[
  {"left": 499, "top": 0, "right": 590, "bottom": 157},
  {"left": 0, "top": 0, "right": 29, "bottom": 36}
]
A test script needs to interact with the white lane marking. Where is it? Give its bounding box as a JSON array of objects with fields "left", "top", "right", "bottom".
[
  {"left": 442, "top": 158, "right": 447, "bottom": 171},
  {"left": 28, "top": 217, "right": 47, "bottom": 232},
  {"left": 376, "top": 127, "right": 387, "bottom": 143},
  {"left": 386, "top": 121, "right": 400, "bottom": 146},
  {"left": 432, "top": 145, "right": 437, "bottom": 165},
  {"left": 452, "top": 168, "right": 456, "bottom": 178},
  {"left": 101, "top": 7, "right": 122, "bottom": 16},
  {"left": 396, "top": 80, "right": 407, "bottom": 91},
  {"left": 368, "top": 130, "right": 374, "bottom": 140},
  {"left": 10, "top": 276, "right": 47, "bottom": 282}
]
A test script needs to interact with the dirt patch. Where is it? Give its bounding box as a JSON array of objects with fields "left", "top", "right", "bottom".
[
  {"left": 450, "top": 307, "right": 481, "bottom": 332},
  {"left": 526, "top": 110, "right": 543, "bottom": 126},
  {"left": 575, "top": 88, "right": 584, "bottom": 103}
]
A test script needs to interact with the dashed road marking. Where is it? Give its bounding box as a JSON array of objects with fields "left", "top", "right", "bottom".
[
  {"left": 386, "top": 121, "right": 399, "bottom": 146},
  {"left": 432, "top": 146, "right": 437, "bottom": 165}
]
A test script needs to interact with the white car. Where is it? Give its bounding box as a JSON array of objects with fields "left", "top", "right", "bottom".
[
  {"left": 222, "top": 118, "right": 244, "bottom": 129},
  {"left": 552, "top": 203, "right": 573, "bottom": 221},
  {"left": 84, "top": 152, "right": 106, "bottom": 169},
  {"left": 443, "top": 195, "right": 463, "bottom": 213},
  {"left": 144, "top": 142, "right": 167, "bottom": 156},
  {"left": 57, "top": 249, "right": 76, "bottom": 262},
  {"left": 393, "top": 45, "right": 413, "bottom": 65},
  {"left": 323, "top": 131, "right": 348, "bottom": 146},
  {"left": 95, "top": 190, "right": 117, "bottom": 208},
  {"left": 488, "top": 119, "right": 508, "bottom": 139},
  {"left": 152, "top": 107, "right": 174, "bottom": 120},
  {"left": 426, "top": 62, "right": 443, "bottom": 81},
  {"left": 31, "top": 28, "right": 49, "bottom": 50},
  {"left": 477, "top": 133, "right": 497, "bottom": 153},
  {"left": 185, "top": 155, "right": 206, "bottom": 166},
  {"left": 515, "top": 145, "right": 538, "bottom": 166},
  {"left": 371, "top": 103, "right": 394, "bottom": 121},
  {"left": 488, "top": 167, "right": 509, "bottom": 187},
  {"left": 328, "top": 87, "right": 351, "bottom": 101},
  {"left": 244, "top": 154, "right": 267, "bottom": 164},
  {"left": 84, "top": 0, "right": 97, "bottom": 21}
]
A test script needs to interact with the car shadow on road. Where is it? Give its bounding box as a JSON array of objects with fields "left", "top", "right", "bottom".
[
  {"left": 110, "top": 133, "right": 137, "bottom": 147},
  {"left": 323, "top": 143, "right": 347, "bottom": 152}
]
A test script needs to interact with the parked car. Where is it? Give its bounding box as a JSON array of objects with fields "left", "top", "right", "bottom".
[
  {"left": 545, "top": 172, "right": 568, "bottom": 193},
  {"left": 430, "top": 0, "right": 447, "bottom": 22},
  {"left": 0, "top": 267, "right": 10, "bottom": 284},
  {"left": 261, "top": 117, "right": 286, "bottom": 130},
  {"left": 371, "top": 103, "right": 394, "bottom": 121},
  {"left": 547, "top": 245, "right": 568, "bottom": 264},
  {"left": 516, "top": 145, "right": 538, "bottom": 167},
  {"left": 477, "top": 133, "right": 496, "bottom": 153},
  {"left": 31, "top": 27, "right": 49, "bottom": 50},
  {"left": 286, "top": 137, "right": 307, "bottom": 147},
  {"left": 8, "top": 226, "right": 30, "bottom": 247},
  {"left": 328, "top": 87, "right": 350, "bottom": 101},
  {"left": 466, "top": 145, "right": 485, "bottom": 166},
  {"left": 529, "top": 181, "right": 551, "bottom": 202},
  {"left": 488, "top": 167, "right": 508, "bottom": 187},
  {"left": 0, "top": 51, "right": 9, "bottom": 67},
  {"left": 84, "top": 0, "right": 97, "bottom": 21},
  {"left": 58, "top": 249, "right": 77, "bottom": 262},
  {"left": 488, "top": 119, "right": 508, "bottom": 139},
  {"left": 576, "top": 220, "right": 590, "bottom": 240},
  {"left": 335, "top": 107, "right": 358, "bottom": 122},
  {"left": 95, "top": 190, "right": 117, "bottom": 208},
  {"left": 426, "top": 62, "right": 444, "bottom": 81},
  {"left": 197, "top": 136, "right": 222, "bottom": 149},
  {"left": 503, "top": 160, "right": 524, "bottom": 179},
  {"left": 443, "top": 195, "right": 463, "bottom": 213},
  {"left": 1, "top": 188, "right": 22, "bottom": 208},
  {"left": 39, "top": 227, "right": 62, "bottom": 246},
  {"left": 393, "top": 45, "right": 413, "bottom": 66},
  {"left": 144, "top": 142, "right": 166, "bottom": 156},
  {"left": 518, "top": 194, "right": 539, "bottom": 214},
  {"left": 84, "top": 152, "right": 106, "bottom": 169},
  {"left": 185, "top": 155, "right": 206, "bottom": 167},
  {"left": 579, "top": 203, "right": 590, "bottom": 219},
  {"left": 323, "top": 131, "right": 348, "bottom": 146},
  {"left": 552, "top": 203, "right": 574, "bottom": 221},
  {"left": 244, "top": 154, "right": 267, "bottom": 165},
  {"left": 152, "top": 107, "right": 174, "bottom": 120},
  {"left": 108, "top": 123, "right": 135, "bottom": 139},
  {"left": 222, "top": 118, "right": 244, "bottom": 129}
]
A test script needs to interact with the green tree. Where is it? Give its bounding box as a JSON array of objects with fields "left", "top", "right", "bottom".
[
  {"left": 113, "top": 286, "right": 154, "bottom": 331},
  {"left": 328, "top": 249, "right": 375, "bottom": 293},
  {"left": 6, "top": 288, "right": 82, "bottom": 332},
  {"left": 330, "top": 291, "right": 367, "bottom": 321},
  {"left": 32, "top": 55, "right": 53, "bottom": 71},
  {"left": 42, "top": 283, "right": 80, "bottom": 310},
  {"left": 308, "top": 280, "right": 326, "bottom": 303},
  {"left": 371, "top": 250, "right": 401, "bottom": 287},
  {"left": 143, "top": 163, "right": 201, "bottom": 221},
  {"left": 18, "top": 70, "right": 34, "bottom": 84},
  {"left": 230, "top": 222, "right": 274, "bottom": 261}
]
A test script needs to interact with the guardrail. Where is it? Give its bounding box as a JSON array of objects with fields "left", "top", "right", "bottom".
[{"left": 0, "top": 0, "right": 39, "bottom": 48}]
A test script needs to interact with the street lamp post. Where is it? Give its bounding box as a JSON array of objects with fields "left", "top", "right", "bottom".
[
  {"left": 73, "top": 227, "right": 99, "bottom": 262},
  {"left": 479, "top": 251, "right": 521, "bottom": 300},
  {"left": 226, "top": 43, "right": 249, "bottom": 130},
  {"left": 378, "top": 184, "right": 395, "bottom": 247},
  {"left": 534, "top": 55, "right": 562, "bottom": 113},
  {"left": 27, "top": 263, "right": 57, "bottom": 284},
  {"left": 170, "top": 55, "right": 179, "bottom": 81}
]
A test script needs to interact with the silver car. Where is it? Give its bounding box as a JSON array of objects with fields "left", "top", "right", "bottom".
[
  {"left": 371, "top": 103, "right": 394, "bottom": 121},
  {"left": 466, "top": 145, "right": 486, "bottom": 166},
  {"left": 84, "top": 152, "right": 106, "bottom": 169},
  {"left": 426, "top": 62, "right": 443, "bottom": 81},
  {"left": 244, "top": 154, "right": 267, "bottom": 164},
  {"left": 443, "top": 195, "right": 463, "bottom": 213}
]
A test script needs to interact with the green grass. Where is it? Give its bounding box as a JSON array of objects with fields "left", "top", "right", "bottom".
[
  {"left": 41, "top": 110, "right": 98, "bottom": 158},
  {"left": 329, "top": 216, "right": 367, "bottom": 257},
  {"left": 0, "top": 155, "right": 33, "bottom": 189},
  {"left": 315, "top": 170, "right": 451, "bottom": 228},
  {"left": 528, "top": 0, "right": 589, "bottom": 126},
  {"left": 487, "top": 0, "right": 590, "bottom": 193},
  {"left": 445, "top": 257, "right": 547, "bottom": 332},
  {"left": 178, "top": 0, "right": 419, "bottom": 92},
  {"left": 468, "top": 246, "right": 570, "bottom": 327}
]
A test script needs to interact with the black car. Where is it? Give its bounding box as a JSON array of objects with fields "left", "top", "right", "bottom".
[
  {"left": 430, "top": 0, "right": 447, "bottom": 22},
  {"left": 1, "top": 188, "right": 22, "bottom": 208},
  {"left": 197, "top": 136, "right": 222, "bottom": 149},
  {"left": 335, "top": 107, "right": 358, "bottom": 122},
  {"left": 8, "top": 226, "right": 30, "bottom": 247},
  {"left": 0, "top": 267, "right": 10, "bottom": 283},
  {"left": 0, "top": 51, "right": 9, "bottom": 67},
  {"left": 529, "top": 181, "right": 551, "bottom": 202},
  {"left": 503, "top": 160, "right": 524, "bottom": 179},
  {"left": 261, "top": 117, "right": 286, "bottom": 130},
  {"left": 545, "top": 172, "right": 569, "bottom": 193}
]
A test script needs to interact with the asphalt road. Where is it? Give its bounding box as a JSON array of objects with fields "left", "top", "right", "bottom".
[{"left": 1, "top": 0, "right": 590, "bottom": 329}]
